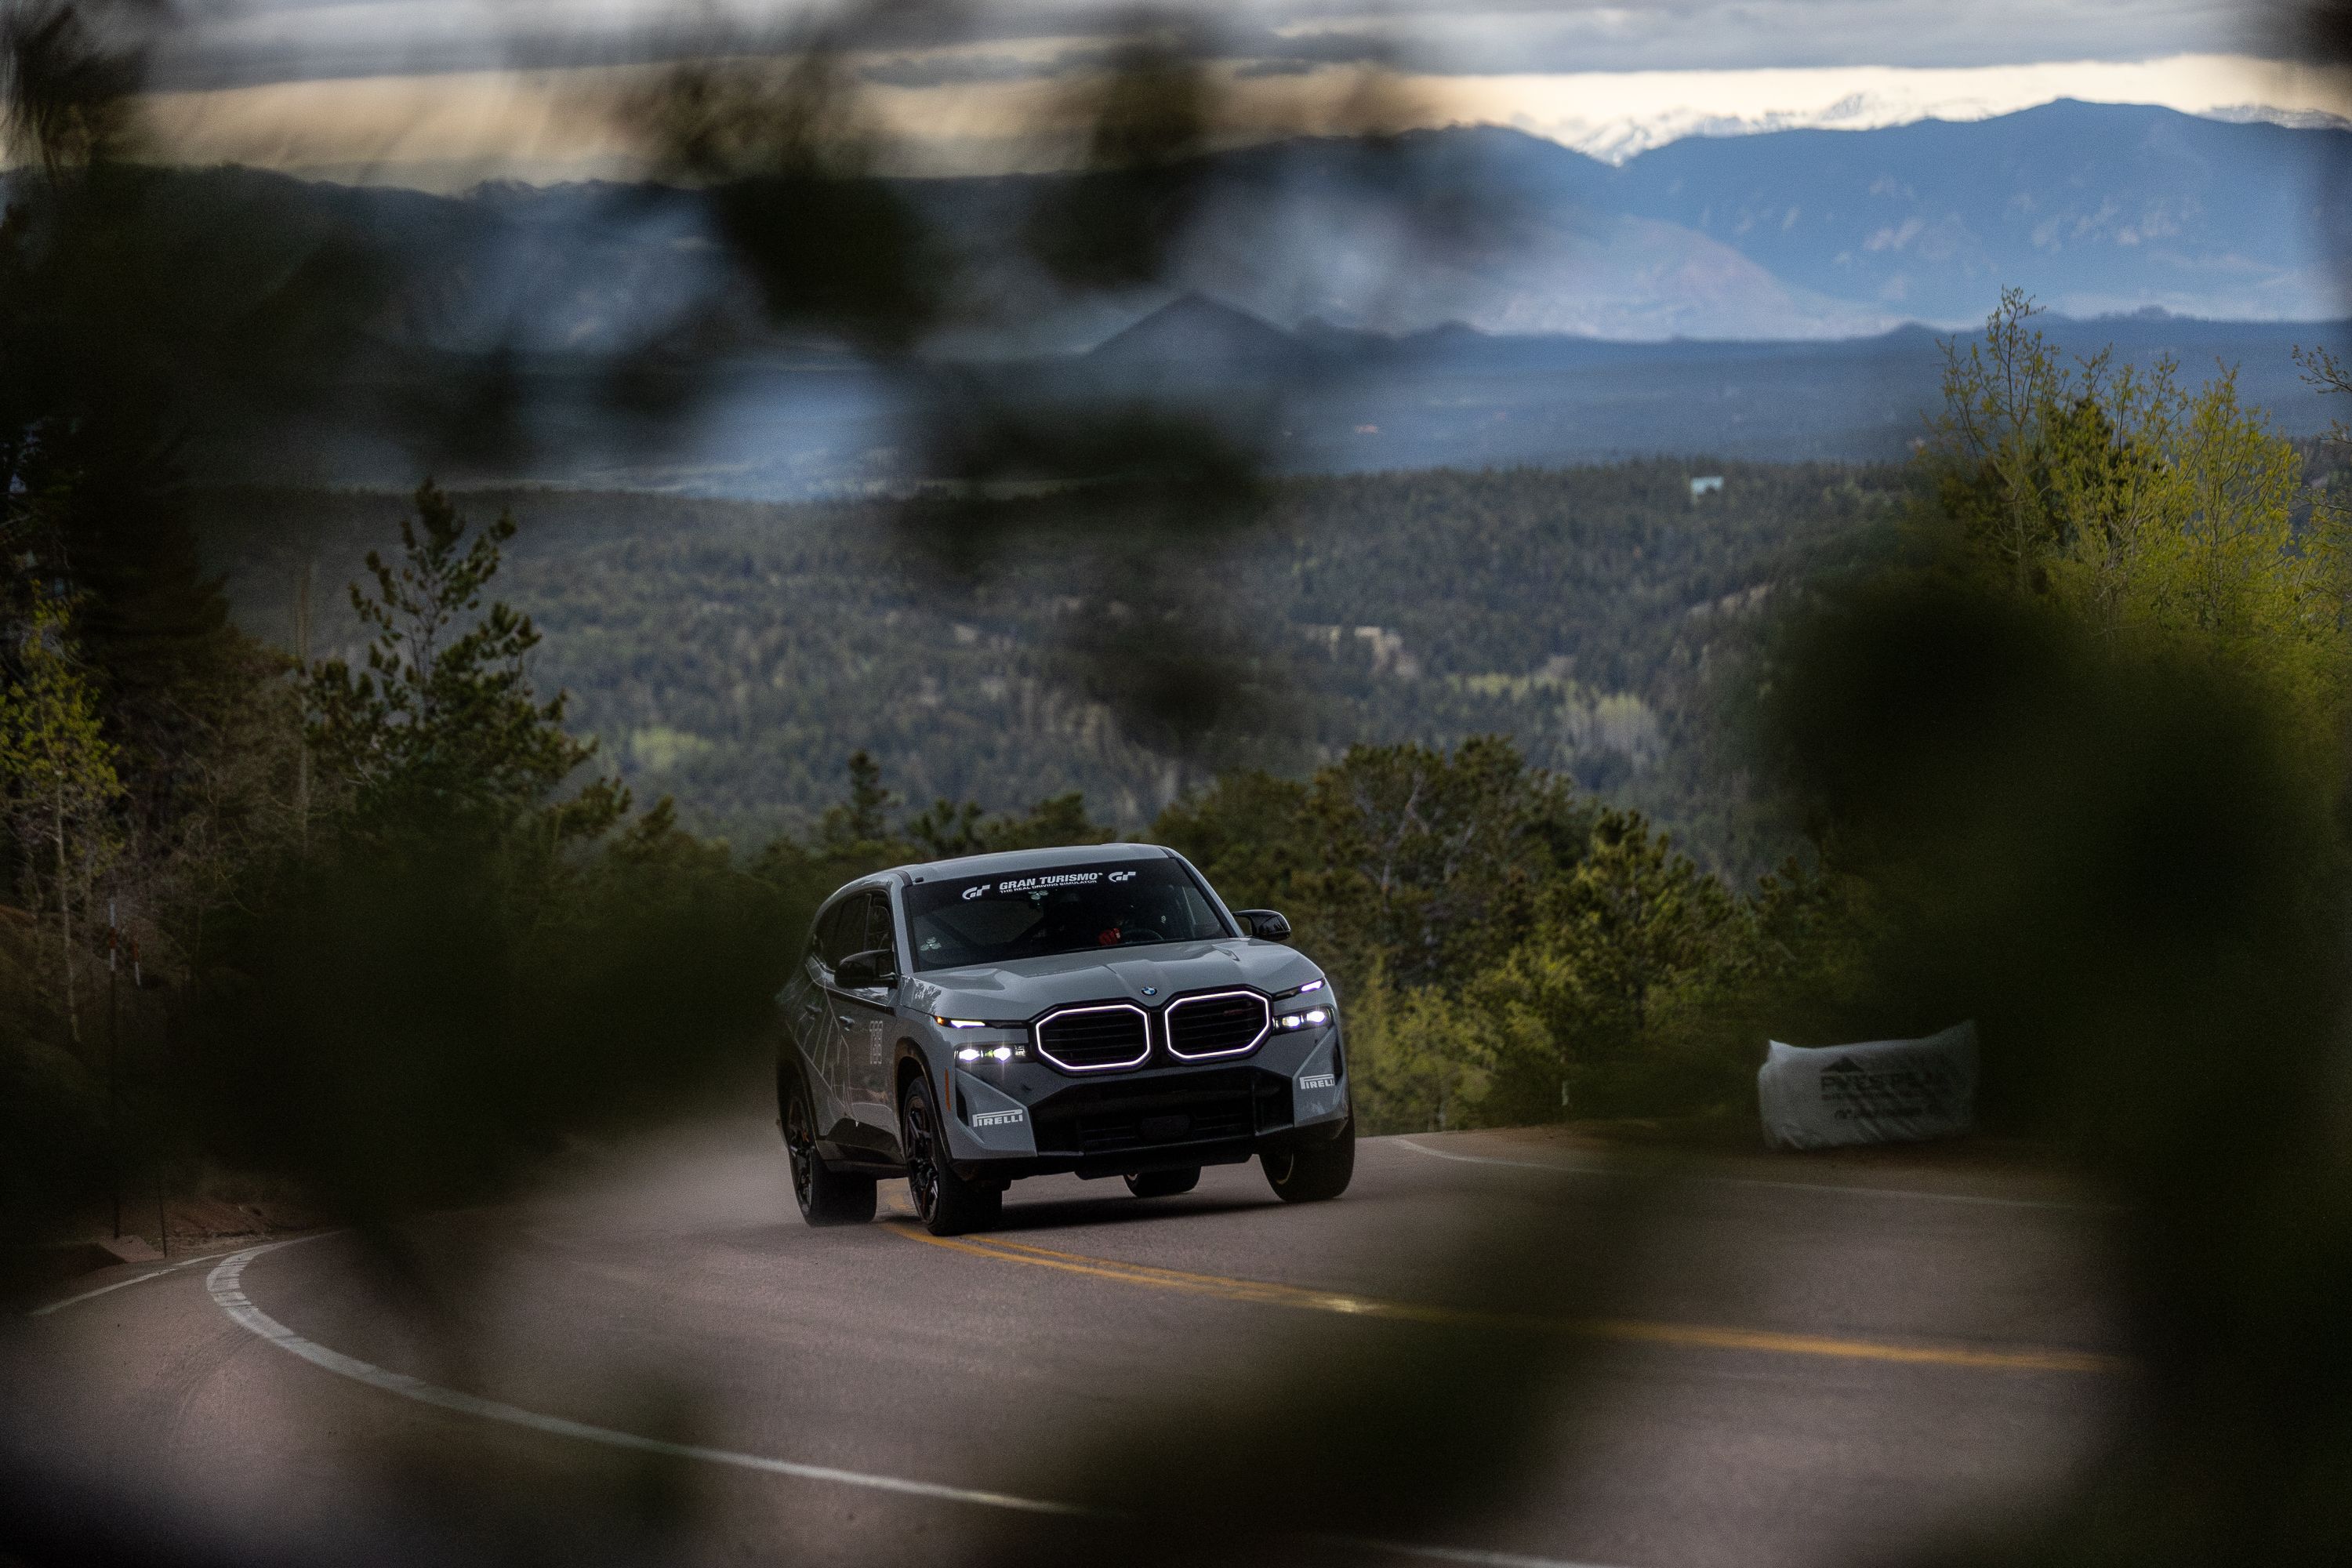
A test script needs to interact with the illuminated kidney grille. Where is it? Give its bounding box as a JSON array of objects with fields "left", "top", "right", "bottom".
[
  {"left": 1164, "top": 992, "right": 1270, "bottom": 1060},
  {"left": 1033, "top": 1005, "right": 1151, "bottom": 1071}
]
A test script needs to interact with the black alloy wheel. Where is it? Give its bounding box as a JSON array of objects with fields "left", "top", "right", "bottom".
[
  {"left": 899, "top": 1075, "right": 1002, "bottom": 1236},
  {"left": 1125, "top": 1167, "right": 1201, "bottom": 1198},
  {"left": 786, "top": 1076, "right": 877, "bottom": 1226},
  {"left": 1263, "top": 1118, "right": 1356, "bottom": 1203}
]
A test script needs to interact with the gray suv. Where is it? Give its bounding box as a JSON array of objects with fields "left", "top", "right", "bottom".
[{"left": 776, "top": 844, "right": 1353, "bottom": 1235}]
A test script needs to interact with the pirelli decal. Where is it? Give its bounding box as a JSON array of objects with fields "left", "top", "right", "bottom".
[
  {"left": 971, "top": 1109, "right": 1026, "bottom": 1128},
  {"left": 1299, "top": 1073, "right": 1338, "bottom": 1091}
]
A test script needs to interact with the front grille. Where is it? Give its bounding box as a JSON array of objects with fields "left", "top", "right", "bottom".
[
  {"left": 1034, "top": 1004, "right": 1151, "bottom": 1072},
  {"left": 1165, "top": 990, "right": 1270, "bottom": 1060}
]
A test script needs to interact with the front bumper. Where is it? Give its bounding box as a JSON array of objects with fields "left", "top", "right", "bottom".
[{"left": 938, "top": 1025, "right": 1348, "bottom": 1181}]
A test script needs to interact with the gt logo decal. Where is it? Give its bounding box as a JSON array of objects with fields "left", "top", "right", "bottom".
[{"left": 971, "top": 1109, "right": 1025, "bottom": 1128}]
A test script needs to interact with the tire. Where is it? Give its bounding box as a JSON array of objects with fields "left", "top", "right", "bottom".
[
  {"left": 1263, "top": 1118, "right": 1355, "bottom": 1203},
  {"left": 900, "top": 1075, "right": 1002, "bottom": 1236},
  {"left": 1125, "top": 1167, "right": 1201, "bottom": 1199},
  {"left": 784, "top": 1075, "right": 877, "bottom": 1227}
]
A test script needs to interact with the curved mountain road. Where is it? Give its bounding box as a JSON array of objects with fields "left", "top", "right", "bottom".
[{"left": 4, "top": 1123, "right": 2123, "bottom": 1568}]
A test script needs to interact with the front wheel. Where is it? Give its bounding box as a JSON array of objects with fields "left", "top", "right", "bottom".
[
  {"left": 785, "top": 1076, "right": 877, "bottom": 1227},
  {"left": 1263, "top": 1119, "right": 1354, "bottom": 1203},
  {"left": 1125, "top": 1167, "right": 1200, "bottom": 1199},
  {"left": 900, "top": 1076, "right": 1002, "bottom": 1236}
]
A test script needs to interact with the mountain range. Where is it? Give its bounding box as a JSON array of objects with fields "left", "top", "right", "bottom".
[
  {"left": 978, "top": 101, "right": 2347, "bottom": 343},
  {"left": 158, "top": 98, "right": 2346, "bottom": 354},
  {"left": 69, "top": 100, "right": 2352, "bottom": 494},
  {"left": 1054, "top": 296, "right": 2348, "bottom": 482}
]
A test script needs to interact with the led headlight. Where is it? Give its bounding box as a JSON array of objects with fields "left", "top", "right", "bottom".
[
  {"left": 1274, "top": 1005, "right": 1332, "bottom": 1031},
  {"left": 955, "top": 1045, "right": 1022, "bottom": 1063}
]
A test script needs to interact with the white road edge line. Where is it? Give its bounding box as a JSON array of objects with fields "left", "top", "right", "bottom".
[
  {"left": 206, "top": 1236, "right": 1627, "bottom": 1568},
  {"left": 1388, "top": 1137, "right": 2100, "bottom": 1213},
  {"left": 1388, "top": 1139, "right": 1613, "bottom": 1176},
  {"left": 1339, "top": 1535, "right": 1624, "bottom": 1568},
  {"left": 25, "top": 1244, "right": 256, "bottom": 1317}
]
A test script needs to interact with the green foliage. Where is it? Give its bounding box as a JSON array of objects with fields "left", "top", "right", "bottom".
[
  {"left": 1338, "top": 959, "right": 1515, "bottom": 1134},
  {"left": 1927, "top": 289, "right": 2345, "bottom": 717},
  {"left": 1461, "top": 808, "right": 1743, "bottom": 1120},
  {"left": 0, "top": 586, "right": 122, "bottom": 1038},
  {"left": 0, "top": 586, "right": 122, "bottom": 841},
  {"left": 1153, "top": 740, "right": 1589, "bottom": 996},
  {"left": 1294, "top": 737, "right": 1592, "bottom": 993},
  {"left": 307, "top": 481, "right": 626, "bottom": 840},
  {"left": 1149, "top": 767, "right": 1310, "bottom": 911}
]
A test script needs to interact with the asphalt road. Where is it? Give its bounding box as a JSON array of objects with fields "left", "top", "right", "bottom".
[{"left": 3, "top": 1122, "right": 2126, "bottom": 1568}]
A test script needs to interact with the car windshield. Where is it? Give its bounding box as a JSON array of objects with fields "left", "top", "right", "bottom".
[{"left": 903, "top": 858, "right": 1232, "bottom": 972}]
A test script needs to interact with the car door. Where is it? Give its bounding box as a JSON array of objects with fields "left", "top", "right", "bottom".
[
  {"left": 777, "top": 947, "right": 823, "bottom": 1093},
  {"left": 829, "top": 888, "right": 904, "bottom": 1149},
  {"left": 782, "top": 959, "right": 834, "bottom": 1109},
  {"left": 800, "top": 898, "right": 860, "bottom": 1142}
]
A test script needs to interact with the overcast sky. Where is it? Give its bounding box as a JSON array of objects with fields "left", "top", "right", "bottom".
[
  {"left": 136, "top": 1, "right": 2351, "bottom": 184},
  {"left": 149, "top": 0, "right": 2303, "bottom": 87}
]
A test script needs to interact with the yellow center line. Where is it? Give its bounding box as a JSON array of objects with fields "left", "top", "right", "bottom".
[{"left": 883, "top": 1222, "right": 2129, "bottom": 1376}]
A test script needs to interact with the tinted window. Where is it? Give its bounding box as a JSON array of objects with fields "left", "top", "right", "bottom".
[
  {"left": 860, "top": 893, "right": 898, "bottom": 962},
  {"left": 817, "top": 898, "right": 866, "bottom": 968},
  {"left": 904, "top": 859, "right": 1230, "bottom": 972}
]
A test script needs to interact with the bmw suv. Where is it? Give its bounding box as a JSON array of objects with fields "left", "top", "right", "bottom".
[{"left": 775, "top": 844, "right": 1353, "bottom": 1235}]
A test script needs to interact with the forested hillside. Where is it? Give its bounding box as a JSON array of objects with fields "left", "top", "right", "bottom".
[{"left": 199, "top": 459, "right": 1899, "bottom": 882}]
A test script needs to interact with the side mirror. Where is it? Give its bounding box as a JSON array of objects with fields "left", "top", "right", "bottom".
[
  {"left": 1235, "top": 909, "right": 1292, "bottom": 943},
  {"left": 835, "top": 949, "right": 899, "bottom": 988}
]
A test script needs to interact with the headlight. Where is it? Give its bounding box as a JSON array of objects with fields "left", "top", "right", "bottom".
[
  {"left": 1274, "top": 1005, "right": 1332, "bottom": 1031},
  {"left": 955, "top": 1045, "right": 1022, "bottom": 1063}
]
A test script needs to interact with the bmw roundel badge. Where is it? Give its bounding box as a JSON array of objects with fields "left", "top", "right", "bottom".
[{"left": 1142, "top": 986, "right": 1158, "bottom": 996}]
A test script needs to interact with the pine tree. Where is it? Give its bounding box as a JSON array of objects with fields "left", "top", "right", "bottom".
[
  {"left": 307, "top": 481, "right": 626, "bottom": 839},
  {"left": 0, "top": 586, "right": 122, "bottom": 1040},
  {"left": 818, "top": 749, "right": 892, "bottom": 851}
]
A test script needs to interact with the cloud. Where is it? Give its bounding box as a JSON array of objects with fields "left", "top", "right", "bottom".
[
  {"left": 1261, "top": 2, "right": 2265, "bottom": 74},
  {"left": 147, "top": 2, "right": 2282, "bottom": 93},
  {"left": 110, "top": 3, "right": 2352, "bottom": 187},
  {"left": 129, "top": 47, "right": 2352, "bottom": 191},
  {"left": 855, "top": 45, "right": 1122, "bottom": 89}
]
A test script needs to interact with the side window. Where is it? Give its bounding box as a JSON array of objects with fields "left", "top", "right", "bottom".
[
  {"left": 817, "top": 900, "right": 861, "bottom": 970},
  {"left": 862, "top": 892, "right": 898, "bottom": 964}
]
